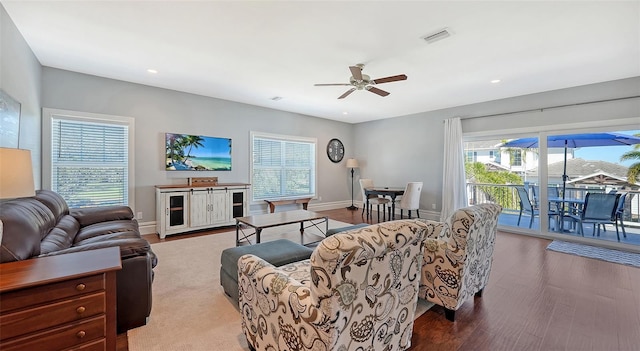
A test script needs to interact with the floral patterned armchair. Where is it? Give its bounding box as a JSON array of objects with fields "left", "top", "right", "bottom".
[
  {"left": 238, "top": 220, "right": 428, "bottom": 351},
  {"left": 418, "top": 203, "right": 502, "bottom": 322}
]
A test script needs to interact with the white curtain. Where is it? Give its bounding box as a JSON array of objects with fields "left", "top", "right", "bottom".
[{"left": 441, "top": 117, "right": 468, "bottom": 221}]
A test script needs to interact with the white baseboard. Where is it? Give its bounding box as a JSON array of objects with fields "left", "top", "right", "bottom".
[
  {"left": 138, "top": 221, "right": 157, "bottom": 235},
  {"left": 139, "top": 204, "right": 442, "bottom": 235}
]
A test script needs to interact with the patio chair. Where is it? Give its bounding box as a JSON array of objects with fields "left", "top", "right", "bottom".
[
  {"left": 614, "top": 192, "right": 628, "bottom": 239},
  {"left": 516, "top": 186, "right": 558, "bottom": 230},
  {"left": 567, "top": 193, "right": 621, "bottom": 240},
  {"left": 530, "top": 186, "right": 562, "bottom": 230}
]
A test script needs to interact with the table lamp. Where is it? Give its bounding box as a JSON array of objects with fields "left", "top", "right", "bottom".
[
  {"left": 346, "top": 158, "right": 359, "bottom": 210},
  {"left": 0, "top": 148, "right": 36, "bottom": 199}
]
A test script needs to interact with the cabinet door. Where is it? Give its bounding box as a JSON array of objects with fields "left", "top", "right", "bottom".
[
  {"left": 189, "top": 191, "right": 210, "bottom": 227},
  {"left": 230, "top": 190, "right": 246, "bottom": 218},
  {"left": 165, "top": 192, "right": 189, "bottom": 231},
  {"left": 210, "top": 191, "right": 228, "bottom": 224}
]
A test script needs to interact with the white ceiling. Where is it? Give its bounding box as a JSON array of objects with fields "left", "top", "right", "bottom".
[{"left": 3, "top": 1, "right": 639, "bottom": 124}]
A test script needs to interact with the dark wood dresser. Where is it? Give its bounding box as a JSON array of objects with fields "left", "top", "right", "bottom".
[{"left": 0, "top": 247, "right": 121, "bottom": 351}]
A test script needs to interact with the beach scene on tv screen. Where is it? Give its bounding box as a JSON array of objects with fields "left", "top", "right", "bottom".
[{"left": 166, "top": 133, "right": 232, "bottom": 171}]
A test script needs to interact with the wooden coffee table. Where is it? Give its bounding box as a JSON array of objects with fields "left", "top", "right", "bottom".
[{"left": 235, "top": 210, "right": 328, "bottom": 246}]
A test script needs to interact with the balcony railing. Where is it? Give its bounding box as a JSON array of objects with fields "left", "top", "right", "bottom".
[{"left": 467, "top": 182, "right": 640, "bottom": 227}]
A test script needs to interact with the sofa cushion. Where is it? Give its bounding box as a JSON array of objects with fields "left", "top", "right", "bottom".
[
  {"left": 75, "top": 220, "right": 140, "bottom": 243},
  {"left": 34, "top": 189, "right": 70, "bottom": 222},
  {"left": 0, "top": 198, "right": 55, "bottom": 262},
  {"left": 71, "top": 206, "right": 134, "bottom": 227},
  {"left": 40, "top": 215, "right": 80, "bottom": 254}
]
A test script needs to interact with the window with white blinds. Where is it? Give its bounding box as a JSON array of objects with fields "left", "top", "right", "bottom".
[
  {"left": 44, "top": 109, "right": 134, "bottom": 208},
  {"left": 251, "top": 132, "right": 316, "bottom": 201}
]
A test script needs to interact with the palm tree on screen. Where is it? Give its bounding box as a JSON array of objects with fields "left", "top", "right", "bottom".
[{"left": 183, "top": 135, "right": 205, "bottom": 163}]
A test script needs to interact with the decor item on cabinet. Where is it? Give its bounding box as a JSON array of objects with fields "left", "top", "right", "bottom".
[
  {"left": 188, "top": 176, "right": 218, "bottom": 186},
  {"left": 165, "top": 133, "right": 232, "bottom": 171},
  {"left": 239, "top": 219, "right": 427, "bottom": 351},
  {"left": 155, "top": 183, "right": 250, "bottom": 238},
  {"left": 326, "top": 138, "right": 344, "bottom": 163},
  {"left": 0, "top": 89, "right": 21, "bottom": 148},
  {"left": 0, "top": 148, "right": 35, "bottom": 199},
  {"left": 418, "top": 203, "right": 502, "bottom": 322},
  {"left": 0, "top": 190, "right": 156, "bottom": 333},
  {"left": 0, "top": 247, "right": 121, "bottom": 351},
  {"left": 346, "top": 158, "right": 359, "bottom": 210}
]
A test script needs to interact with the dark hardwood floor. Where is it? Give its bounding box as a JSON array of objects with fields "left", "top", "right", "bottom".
[{"left": 120, "top": 207, "right": 640, "bottom": 351}]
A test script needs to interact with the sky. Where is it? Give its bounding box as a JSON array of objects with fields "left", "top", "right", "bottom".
[{"left": 572, "top": 130, "right": 639, "bottom": 167}]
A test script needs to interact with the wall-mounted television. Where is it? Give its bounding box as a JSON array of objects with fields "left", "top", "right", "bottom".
[{"left": 165, "top": 133, "right": 232, "bottom": 171}]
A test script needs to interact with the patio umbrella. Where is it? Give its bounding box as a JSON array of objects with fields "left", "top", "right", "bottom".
[{"left": 501, "top": 132, "right": 640, "bottom": 202}]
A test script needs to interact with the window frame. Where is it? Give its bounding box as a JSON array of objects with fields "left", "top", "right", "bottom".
[
  {"left": 42, "top": 108, "right": 135, "bottom": 209},
  {"left": 249, "top": 131, "right": 317, "bottom": 203}
]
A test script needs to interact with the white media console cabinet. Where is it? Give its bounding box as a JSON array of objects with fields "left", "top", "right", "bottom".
[{"left": 155, "top": 183, "right": 250, "bottom": 239}]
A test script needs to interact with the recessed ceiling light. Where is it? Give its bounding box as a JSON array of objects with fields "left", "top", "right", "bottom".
[
  {"left": 343, "top": 112, "right": 348, "bottom": 115},
  {"left": 270, "top": 96, "right": 283, "bottom": 101},
  {"left": 147, "top": 69, "right": 158, "bottom": 74},
  {"left": 490, "top": 79, "right": 501, "bottom": 84}
]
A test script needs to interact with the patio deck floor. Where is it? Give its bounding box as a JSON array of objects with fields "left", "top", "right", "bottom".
[{"left": 498, "top": 212, "right": 640, "bottom": 246}]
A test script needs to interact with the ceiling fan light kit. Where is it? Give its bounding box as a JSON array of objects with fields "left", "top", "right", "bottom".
[{"left": 315, "top": 64, "right": 407, "bottom": 99}]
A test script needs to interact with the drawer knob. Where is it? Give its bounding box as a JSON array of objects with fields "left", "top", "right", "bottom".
[
  {"left": 76, "top": 330, "right": 86, "bottom": 339},
  {"left": 76, "top": 283, "right": 86, "bottom": 291},
  {"left": 76, "top": 306, "right": 86, "bottom": 314}
]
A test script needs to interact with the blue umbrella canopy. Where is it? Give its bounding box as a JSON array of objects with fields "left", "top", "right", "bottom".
[
  {"left": 501, "top": 132, "right": 640, "bottom": 202},
  {"left": 501, "top": 132, "right": 640, "bottom": 148}
]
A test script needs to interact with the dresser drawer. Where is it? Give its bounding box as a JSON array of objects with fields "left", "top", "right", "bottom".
[
  {"left": 0, "top": 274, "right": 104, "bottom": 313},
  {"left": 68, "top": 338, "right": 106, "bottom": 351},
  {"left": 0, "top": 315, "right": 106, "bottom": 351},
  {"left": 0, "top": 292, "right": 105, "bottom": 340}
]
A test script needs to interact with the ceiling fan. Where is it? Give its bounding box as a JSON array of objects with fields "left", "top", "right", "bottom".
[{"left": 314, "top": 64, "right": 407, "bottom": 99}]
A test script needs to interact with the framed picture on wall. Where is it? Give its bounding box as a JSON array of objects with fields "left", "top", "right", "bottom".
[{"left": 0, "top": 89, "right": 21, "bottom": 148}]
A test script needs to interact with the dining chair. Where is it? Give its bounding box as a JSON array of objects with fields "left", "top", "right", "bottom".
[
  {"left": 359, "top": 179, "right": 390, "bottom": 222},
  {"left": 567, "top": 193, "right": 621, "bottom": 240},
  {"left": 398, "top": 182, "right": 422, "bottom": 219}
]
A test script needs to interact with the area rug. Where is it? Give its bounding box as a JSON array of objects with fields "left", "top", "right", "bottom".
[
  {"left": 547, "top": 240, "right": 640, "bottom": 268},
  {"left": 128, "top": 220, "right": 434, "bottom": 351}
]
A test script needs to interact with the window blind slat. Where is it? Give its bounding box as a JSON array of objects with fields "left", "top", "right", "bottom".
[
  {"left": 51, "top": 117, "right": 129, "bottom": 208},
  {"left": 252, "top": 135, "right": 315, "bottom": 200}
]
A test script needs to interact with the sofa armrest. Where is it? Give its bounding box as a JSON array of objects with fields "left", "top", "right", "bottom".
[
  {"left": 71, "top": 206, "right": 134, "bottom": 227},
  {"left": 39, "top": 238, "right": 154, "bottom": 262}
]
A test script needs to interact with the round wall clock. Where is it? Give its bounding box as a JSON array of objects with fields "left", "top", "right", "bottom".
[{"left": 327, "top": 138, "right": 345, "bottom": 163}]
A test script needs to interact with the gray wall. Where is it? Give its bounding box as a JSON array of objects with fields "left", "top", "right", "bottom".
[
  {"left": 0, "top": 4, "right": 42, "bottom": 186},
  {"left": 353, "top": 77, "right": 640, "bottom": 214},
  {"left": 41, "top": 68, "right": 355, "bottom": 222}
]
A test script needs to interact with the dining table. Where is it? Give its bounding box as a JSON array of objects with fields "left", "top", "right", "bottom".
[
  {"left": 548, "top": 196, "right": 585, "bottom": 232},
  {"left": 364, "top": 187, "right": 405, "bottom": 220}
]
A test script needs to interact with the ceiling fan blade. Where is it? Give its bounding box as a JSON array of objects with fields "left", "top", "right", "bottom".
[
  {"left": 366, "top": 86, "right": 390, "bottom": 97},
  {"left": 338, "top": 88, "right": 356, "bottom": 99},
  {"left": 349, "top": 66, "right": 363, "bottom": 81},
  {"left": 372, "top": 74, "right": 407, "bottom": 84},
  {"left": 314, "top": 83, "right": 352, "bottom": 86}
]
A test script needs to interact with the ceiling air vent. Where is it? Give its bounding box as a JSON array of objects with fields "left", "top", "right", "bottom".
[{"left": 422, "top": 28, "right": 452, "bottom": 44}]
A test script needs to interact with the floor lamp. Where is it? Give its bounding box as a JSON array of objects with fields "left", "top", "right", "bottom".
[{"left": 346, "top": 158, "right": 359, "bottom": 210}]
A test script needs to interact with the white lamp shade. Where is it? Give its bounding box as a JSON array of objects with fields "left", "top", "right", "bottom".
[
  {"left": 0, "top": 148, "right": 35, "bottom": 199},
  {"left": 346, "top": 158, "right": 359, "bottom": 168}
]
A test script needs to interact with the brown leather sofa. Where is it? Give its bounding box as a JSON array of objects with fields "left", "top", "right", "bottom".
[{"left": 0, "top": 190, "right": 157, "bottom": 333}]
